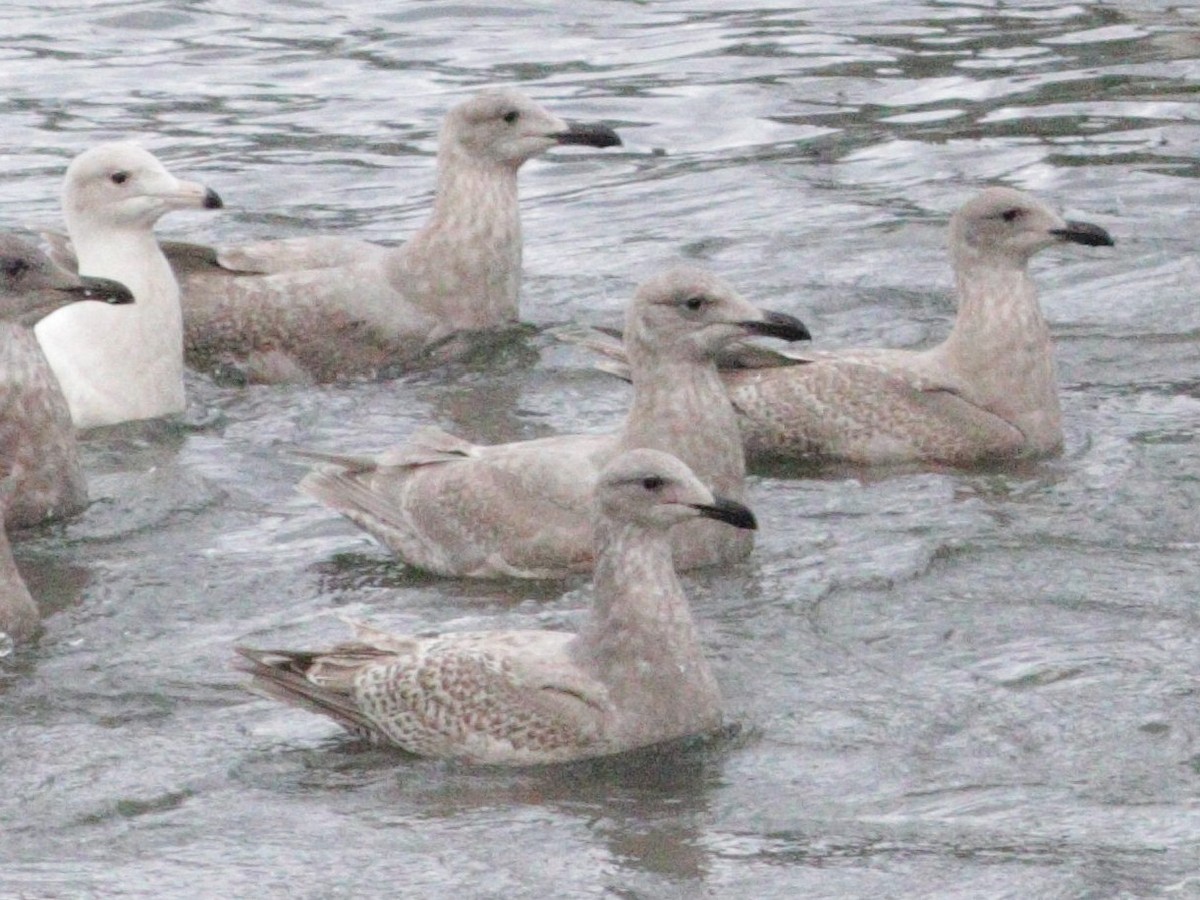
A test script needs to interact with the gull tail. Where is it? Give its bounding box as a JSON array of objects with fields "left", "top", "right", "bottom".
[{"left": 234, "top": 645, "right": 376, "bottom": 737}]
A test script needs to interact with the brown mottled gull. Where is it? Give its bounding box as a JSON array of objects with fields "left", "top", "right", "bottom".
[
  {"left": 299, "top": 266, "right": 809, "bottom": 578},
  {"left": 0, "top": 235, "right": 133, "bottom": 529},
  {"left": 0, "top": 494, "right": 39, "bottom": 646},
  {"left": 36, "top": 142, "right": 223, "bottom": 429},
  {"left": 151, "top": 89, "right": 620, "bottom": 383},
  {"left": 566, "top": 188, "right": 1115, "bottom": 467},
  {"left": 237, "top": 448, "right": 755, "bottom": 765}
]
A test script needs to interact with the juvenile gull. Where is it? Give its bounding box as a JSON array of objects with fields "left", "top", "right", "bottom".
[
  {"left": 0, "top": 494, "right": 39, "bottom": 646},
  {"left": 238, "top": 449, "right": 755, "bottom": 765},
  {"left": 37, "top": 142, "right": 223, "bottom": 428},
  {"left": 0, "top": 235, "right": 133, "bottom": 528},
  {"left": 153, "top": 89, "right": 620, "bottom": 383},
  {"left": 568, "top": 188, "right": 1114, "bottom": 467},
  {"left": 299, "top": 267, "right": 809, "bottom": 577}
]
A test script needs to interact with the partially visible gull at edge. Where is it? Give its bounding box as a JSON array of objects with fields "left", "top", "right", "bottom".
[
  {"left": 39, "top": 143, "right": 223, "bottom": 429},
  {"left": 0, "top": 234, "right": 133, "bottom": 529},
  {"left": 238, "top": 449, "right": 755, "bottom": 765},
  {"left": 0, "top": 493, "right": 39, "bottom": 646},
  {"left": 0, "top": 237, "right": 133, "bottom": 646},
  {"left": 299, "top": 266, "right": 809, "bottom": 578},
  {"left": 158, "top": 88, "right": 621, "bottom": 383}
]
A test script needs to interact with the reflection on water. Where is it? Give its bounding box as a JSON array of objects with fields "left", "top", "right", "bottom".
[{"left": 2, "top": 1, "right": 1200, "bottom": 897}]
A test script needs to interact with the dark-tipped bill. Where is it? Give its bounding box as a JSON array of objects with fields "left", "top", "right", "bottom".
[
  {"left": 555, "top": 122, "right": 622, "bottom": 149},
  {"left": 694, "top": 496, "right": 757, "bottom": 531},
  {"left": 67, "top": 275, "right": 135, "bottom": 305},
  {"left": 203, "top": 188, "right": 224, "bottom": 210},
  {"left": 741, "top": 310, "right": 811, "bottom": 343},
  {"left": 1051, "top": 220, "right": 1113, "bottom": 248}
]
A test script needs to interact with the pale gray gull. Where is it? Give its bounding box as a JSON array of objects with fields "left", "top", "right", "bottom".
[
  {"left": 568, "top": 187, "right": 1115, "bottom": 467},
  {"left": 154, "top": 88, "right": 620, "bottom": 383},
  {"left": 238, "top": 448, "right": 755, "bottom": 765},
  {"left": 299, "top": 266, "right": 809, "bottom": 578},
  {"left": 0, "top": 234, "right": 134, "bottom": 528},
  {"left": 37, "top": 142, "right": 223, "bottom": 428}
]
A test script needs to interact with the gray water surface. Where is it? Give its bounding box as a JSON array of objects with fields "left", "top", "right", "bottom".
[{"left": 2, "top": 2, "right": 1200, "bottom": 898}]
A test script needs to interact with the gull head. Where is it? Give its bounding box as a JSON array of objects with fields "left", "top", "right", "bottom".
[
  {"left": 950, "top": 186, "right": 1114, "bottom": 267},
  {"left": 597, "top": 449, "right": 757, "bottom": 532},
  {"left": 625, "top": 266, "right": 811, "bottom": 364},
  {"left": 0, "top": 233, "right": 133, "bottom": 325},
  {"left": 442, "top": 88, "right": 621, "bottom": 169},
  {"left": 62, "top": 141, "right": 223, "bottom": 237}
]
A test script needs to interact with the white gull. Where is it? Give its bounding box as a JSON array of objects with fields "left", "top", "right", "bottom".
[
  {"left": 0, "top": 234, "right": 133, "bottom": 528},
  {"left": 157, "top": 88, "right": 620, "bottom": 383},
  {"left": 299, "top": 266, "right": 808, "bottom": 578},
  {"left": 37, "top": 142, "right": 223, "bottom": 429},
  {"left": 237, "top": 448, "right": 755, "bottom": 765}
]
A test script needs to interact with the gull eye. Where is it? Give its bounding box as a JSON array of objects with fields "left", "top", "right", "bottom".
[
  {"left": 1001, "top": 208, "right": 1023, "bottom": 222},
  {"left": 111, "top": 171, "right": 130, "bottom": 185},
  {"left": 2, "top": 257, "right": 29, "bottom": 279},
  {"left": 502, "top": 109, "right": 520, "bottom": 124},
  {"left": 641, "top": 476, "right": 665, "bottom": 491},
  {"left": 682, "top": 295, "right": 706, "bottom": 312}
]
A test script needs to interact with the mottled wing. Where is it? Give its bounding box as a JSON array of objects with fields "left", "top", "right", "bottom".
[
  {"left": 301, "top": 432, "right": 613, "bottom": 577},
  {"left": 212, "top": 236, "right": 383, "bottom": 275},
  {"left": 356, "top": 632, "right": 612, "bottom": 764},
  {"left": 731, "top": 358, "right": 1025, "bottom": 465}
]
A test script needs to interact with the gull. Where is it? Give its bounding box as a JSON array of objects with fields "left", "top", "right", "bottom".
[
  {"left": 0, "top": 496, "right": 39, "bottom": 646},
  {"left": 0, "top": 234, "right": 133, "bottom": 528},
  {"left": 237, "top": 449, "right": 755, "bottom": 765},
  {"left": 37, "top": 142, "right": 223, "bottom": 428},
  {"left": 299, "top": 266, "right": 809, "bottom": 577},
  {"left": 155, "top": 88, "right": 620, "bottom": 383},
  {"left": 566, "top": 188, "right": 1115, "bottom": 467}
]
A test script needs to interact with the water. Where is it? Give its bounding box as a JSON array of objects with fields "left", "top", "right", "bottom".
[{"left": 2, "top": 1, "right": 1200, "bottom": 897}]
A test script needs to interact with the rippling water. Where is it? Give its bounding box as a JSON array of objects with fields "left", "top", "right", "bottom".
[{"left": 3, "top": 1, "right": 1200, "bottom": 897}]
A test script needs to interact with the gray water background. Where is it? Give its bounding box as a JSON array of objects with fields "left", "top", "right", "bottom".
[{"left": 2, "top": 1, "right": 1199, "bottom": 897}]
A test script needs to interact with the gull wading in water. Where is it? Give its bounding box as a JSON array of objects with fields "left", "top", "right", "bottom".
[
  {"left": 0, "top": 235, "right": 133, "bottom": 528},
  {"left": 37, "top": 142, "right": 223, "bottom": 429},
  {"left": 150, "top": 88, "right": 621, "bottom": 383},
  {"left": 238, "top": 449, "right": 755, "bottom": 765},
  {"left": 299, "top": 266, "right": 809, "bottom": 578},
  {"left": 566, "top": 188, "right": 1114, "bottom": 467}
]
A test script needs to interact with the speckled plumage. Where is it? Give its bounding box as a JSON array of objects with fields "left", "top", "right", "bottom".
[
  {"left": 238, "top": 449, "right": 756, "bottom": 764},
  {"left": 149, "top": 89, "right": 621, "bottom": 383},
  {"left": 0, "top": 235, "right": 132, "bottom": 528},
  {"left": 0, "top": 502, "right": 38, "bottom": 645},
  {"left": 299, "top": 267, "right": 809, "bottom": 577},
  {"left": 37, "top": 142, "right": 222, "bottom": 429},
  {"left": 727, "top": 188, "right": 1114, "bottom": 466}
]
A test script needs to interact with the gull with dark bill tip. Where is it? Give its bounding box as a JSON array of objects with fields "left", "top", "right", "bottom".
[
  {"left": 70, "top": 88, "right": 623, "bottom": 384},
  {"left": 299, "top": 266, "right": 808, "bottom": 578},
  {"left": 566, "top": 187, "right": 1115, "bottom": 468},
  {"left": 0, "top": 234, "right": 134, "bottom": 531},
  {"left": 718, "top": 187, "right": 1115, "bottom": 466},
  {"left": 237, "top": 449, "right": 753, "bottom": 765},
  {"left": 36, "top": 142, "right": 223, "bottom": 429}
]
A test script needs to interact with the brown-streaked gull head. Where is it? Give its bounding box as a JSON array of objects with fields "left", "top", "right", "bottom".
[
  {"left": 624, "top": 265, "right": 810, "bottom": 365},
  {"left": 0, "top": 234, "right": 132, "bottom": 326},
  {"left": 442, "top": 88, "right": 621, "bottom": 169},
  {"left": 950, "top": 186, "right": 1114, "bottom": 268},
  {"left": 596, "top": 448, "right": 757, "bottom": 532}
]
